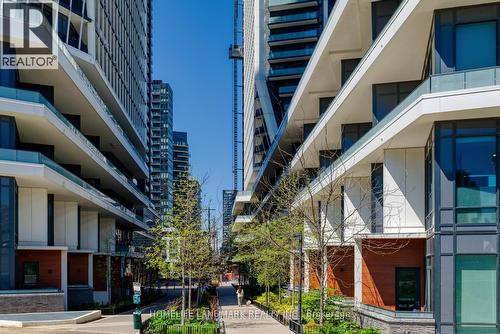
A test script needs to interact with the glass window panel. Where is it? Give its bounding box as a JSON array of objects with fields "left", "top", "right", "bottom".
[
  {"left": 457, "top": 208, "right": 496, "bottom": 225},
  {"left": 455, "top": 136, "right": 496, "bottom": 208},
  {"left": 456, "top": 255, "right": 497, "bottom": 325},
  {"left": 396, "top": 268, "right": 420, "bottom": 311},
  {"left": 456, "top": 119, "right": 496, "bottom": 136},
  {"left": 456, "top": 326, "right": 497, "bottom": 334},
  {"left": 456, "top": 22, "right": 497, "bottom": 71}
]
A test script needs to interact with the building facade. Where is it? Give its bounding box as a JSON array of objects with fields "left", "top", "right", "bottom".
[
  {"left": 234, "top": 1, "right": 500, "bottom": 333},
  {"left": 173, "top": 131, "right": 190, "bottom": 182},
  {"left": 221, "top": 190, "right": 237, "bottom": 253},
  {"left": 150, "top": 81, "right": 174, "bottom": 218},
  {"left": 0, "top": 0, "right": 156, "bottom": 313},
  {"left": 243, "top": 0, "right": 336, "bottom": 190}
]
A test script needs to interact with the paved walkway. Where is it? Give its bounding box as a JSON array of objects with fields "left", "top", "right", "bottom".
[
  {"left": 218, "top": 285, "right": 291, "bottom": 334},
  {"left": 0, "top": 289, "right": 182, "bottom": 334}
]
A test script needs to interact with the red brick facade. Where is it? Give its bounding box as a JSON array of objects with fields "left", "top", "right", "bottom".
[
  {"left": 308, "top": 247, "right": 354, "bottom": 298},
  {"left": 16, "top": 250, "right": 61, "bottom": 289},
  {"left": 361, "top": 239, "right": 425, "bottom": 310},
  {"left": 68, "top": 253, "right": 88, "bottom": 285}
]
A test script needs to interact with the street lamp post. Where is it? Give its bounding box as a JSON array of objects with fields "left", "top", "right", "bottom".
[{"left": 295, "top": 233, "right": 303, "bottom": 334}]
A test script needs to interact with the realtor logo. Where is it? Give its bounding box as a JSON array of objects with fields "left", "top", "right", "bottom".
[{"left": 1, "top": 0, "right": 59, "bottom": 69}]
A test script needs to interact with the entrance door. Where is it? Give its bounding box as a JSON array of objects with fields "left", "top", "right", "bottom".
[{"left": 396, "top": 268, "right": 420, "bottom": 311}]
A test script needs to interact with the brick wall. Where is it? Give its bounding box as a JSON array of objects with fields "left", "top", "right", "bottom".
[
  {"left": 361, "top": 239, "right": 425, "bottom": 310},
  {"left": 355, "top": 308, "right": 435, "bottom": 334},
  {"left": 308, "top": 247, "right": 354, "bottom": 298},
  {"left": 327, "top": 246, "right": 354, "bottom": 297},
  {"left": 16, "top": 250, "right": 61, "bottom": 289},
  {"left": 0, "top": 293, "right": 64, "bottom": 314},
  {"left": 68, "top": 253, "right": 88, "bottom": 285}
]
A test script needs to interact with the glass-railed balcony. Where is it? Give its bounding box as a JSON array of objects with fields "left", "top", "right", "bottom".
[
  {"left": 0, "top": 86, "right": 150, "bottom": 206},
  {"left": 54, "top": 32, "right": 147, "bottom": 172},
  {"left": 308, "top": 66, "right": 500, "bottom": 191},
  {"left": 0, "top": 148, "right": 146, "bottom": 229},
  {"left": 269, "top": 66, "right": 306, "bottom": 77},
  {"left": 269, "top": 47, "right": 315, "bottom": 60},
  {"left": 269, "top": 29, "right": 319, "bottom": 42},
  {"left": 269, "top": 0, "right": 317, "bottom": 7},
  {"left": 269, "top": 11, "right": 318, "bottom": 25},
  {"left": 278, "top": 85, "right": 298, "bottom": 95}
]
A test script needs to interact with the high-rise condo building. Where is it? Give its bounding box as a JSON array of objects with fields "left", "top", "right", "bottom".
[
  {"left": 234, "top": 1, "right": 500, "bottom": 333},
  {"left": 150, "top": 81, "right": 174, "bottom": 217},
  {"left": 221, "top": 189, "right": 236, "bottom": 252},
  {"left": 0, "top": 0, "right": 155, "bottom": 313},
  {"left": 243, "top": 0, "right": 336, "bottom": 188}
]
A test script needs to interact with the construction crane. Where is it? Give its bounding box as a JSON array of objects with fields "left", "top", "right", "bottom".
[{"left": 228, "top": 0, "right": 243, "bottom": 192}]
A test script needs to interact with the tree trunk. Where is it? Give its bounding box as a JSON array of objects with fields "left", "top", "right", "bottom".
[
  {"left": 278, "top": 276, "right": 282, "bottom": 304},
  {"left": 319, "top": 248, "right": 326, "bottom": 325},
  {"left": 266, "top": 283, "right": 270, "bottom": 308},
  {"left": 290, "top": 253, "right": 295, "bottom": 307},
  {"left": 181, "top": 265, "right": 186, "bottom": 325},
  {"left": 188, "top": 273, "right": 192, "bottom": 318}
]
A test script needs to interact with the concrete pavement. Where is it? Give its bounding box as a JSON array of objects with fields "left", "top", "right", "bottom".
[
  {"left": 218, "top": 285, "right": 292, "bottom": 334},
  {"left": 0, "top": 289, "right": 182, "bottom": 334}
]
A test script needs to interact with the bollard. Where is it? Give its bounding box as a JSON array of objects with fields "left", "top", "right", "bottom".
[{"left": 133, "top": 308, "right": 142, "bottom": 333}]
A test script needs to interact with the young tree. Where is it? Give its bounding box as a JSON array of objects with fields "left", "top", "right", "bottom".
[{"left": 146, "top": 174, "right": 213, "bottom": 325}]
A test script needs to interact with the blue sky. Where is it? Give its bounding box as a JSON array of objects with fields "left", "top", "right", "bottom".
[{"left": 153, "top": 1, "right": 234, "bottom": 224}]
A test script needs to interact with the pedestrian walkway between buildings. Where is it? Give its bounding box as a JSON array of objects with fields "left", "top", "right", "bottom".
[{"left": 218, "top": 284, "right": 292, "bottom": 334}]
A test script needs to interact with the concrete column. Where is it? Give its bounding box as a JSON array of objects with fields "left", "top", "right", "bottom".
[
  {"left": 61, "top": 250, "right": 68, "bottom": 310},
  {"left": 304, "top": 251, "right": 310, "bottom": 292},
  {"left": 354, "top": 239, "right": 363, "bottom": 307},
  {"left": 88, "top": 254, "right": 93, "bottom": 288}
]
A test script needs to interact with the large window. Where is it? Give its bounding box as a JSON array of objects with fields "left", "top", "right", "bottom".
[
  {"left": 372, "top": 81, "right": 420, "bottom": 125},
  {"left": 456, "top": 22, "right": 497, "bottom": 71},
  {"left": 341, "top": 123, "right": 372, "bottom": 152},
  {"left": 435, "top": 4, "right": 500, "bottom": 74},
  {"left": 455, "top": 255, "right": 497, "bottom": 333},
  {"left": 371, "top": 0, "right": 401, "bottom": 40},
  {"left": 455, "top": 136, "right": 497, "bottom": 224},
  {"left": 435, "top": 120, "right": 499, "bottom": 226}
]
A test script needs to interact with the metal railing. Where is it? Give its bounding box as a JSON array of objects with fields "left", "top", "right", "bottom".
[
  {"left": 269, "top": 0, "right": 317, "bottom": 7},
  {"left": 54, "top": 31, "right": 148, "bottom": 171},
  {"left": 269, "top": 11, "right": 318, "bottom": 25},
  {"left": 308, "top": 66, "right": 500, "bottom": 193},
  {"left": 0, "top": 86, "right": 151, "bottom": 206},
  {"left": 269, "top": 29, "right": 319, "bottom": 42},
  {"left": 0, "top": 148, "right": 146, "bottom": 228}
]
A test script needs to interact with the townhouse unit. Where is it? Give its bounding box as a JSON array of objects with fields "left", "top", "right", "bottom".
[
  {"left": 0, "top": 0, "right": 157, "bottom": 313},
  {"left": 234, "top": 0, "right": 500, "bottom": 333}
]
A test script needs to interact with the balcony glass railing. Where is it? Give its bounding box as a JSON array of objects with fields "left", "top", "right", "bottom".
[
  {"left": 269, "top": 66, "right": 306, "bottom": 77},
  {"left": 53, "top": 31, "right": 147, "bottom": 171},
  {"left": 269, "top": 29, "right": 319, "bottom": 42},
  {"left": 278, "top": 85, "right": 298, "bottom": 95},
  {"left": 269, "top": 0, "right": 317, "bottom": 6},
  {"left": 309, "top": 66, "right": 500, "bottom": 191},
  {"left": 0, "top": 86, "right": 150, "bottom": 205},
  {"left": 0, "top": 148, "right": 146, "bottom": 228},
  {"left": 269, "top": 47, "right": 314, "bottom": 59},
  {"left": 269, "top": 11, "right": 318, "bottom": 25}
]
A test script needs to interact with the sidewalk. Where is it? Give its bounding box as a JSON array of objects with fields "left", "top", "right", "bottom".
[
  {"left": 218, "top": 285, "right": 292, "bottom": 334},
  {"left": 0, "top": 289, "right": 182, "bottom": 334}
]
